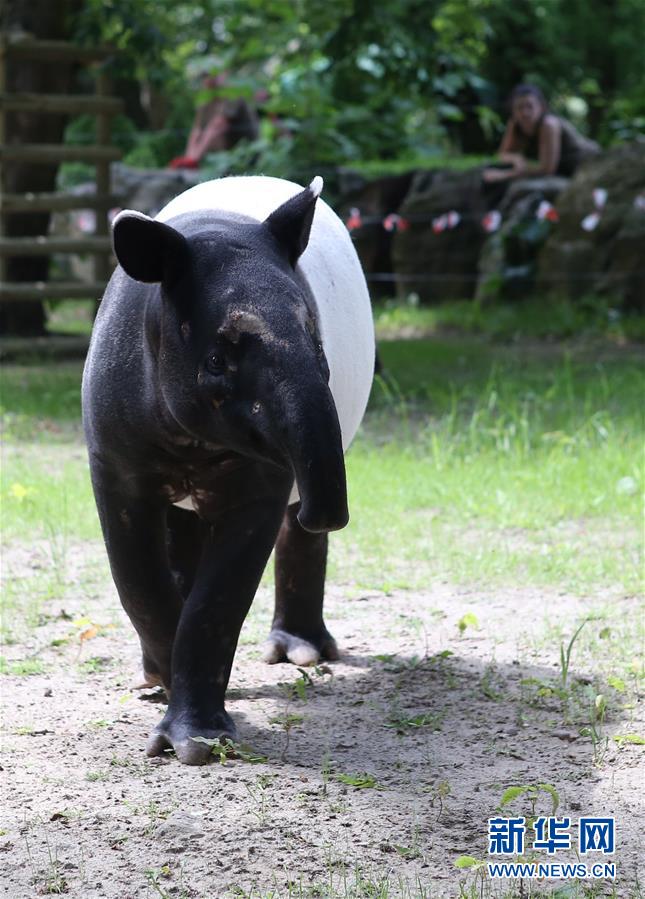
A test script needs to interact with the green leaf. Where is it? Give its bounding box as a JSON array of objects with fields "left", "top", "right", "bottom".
[
  {"left": 457, "top": 612, "right": 479, "bottom": 633},
  {"left": 613, "top": 733, "right": 645, "bottom": 746},
  {"left": 335, "top": 772, "right": 382, "bottom": 790},
  {"left": 537, "top": 783, "right": 560, "bottom": 815},
  {"left": 499, "top": 785, "right": 529, "bottom": 807},
  {"left": 607, "top": 675, "right": 626, "bottom": 692},
  {"left": 454, "top": 855, "right": 481, "bottom": 869}
]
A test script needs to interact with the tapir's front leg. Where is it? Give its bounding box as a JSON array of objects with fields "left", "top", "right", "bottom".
[
  {"left": 264, "top": 501, "right": 339, "bottom": 666},
  {"left": 92, "top": 478, "right": 183, "bottom": 689},
  {"left": 146, "top": 486, "right": 290, "bottom": 765}
]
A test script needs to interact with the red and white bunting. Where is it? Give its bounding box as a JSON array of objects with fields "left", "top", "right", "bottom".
[
  {"left": 581, "top": 187, "right": 608, "bottom": 231},
  {"left": 432, "top": 210, "right": 460, "bottom": 233},
  {"left": 536, "top": 200, "right": 559, "bottom": 222},
  {"left": 346, "top": 207, "right": 362, "bottom": 231},
  {"left": 593, "top": 187, "right": 608, "bottom": 210},
  {"left": 383, "top": 213, "right": 410, "bottom": 232},
  {"left": 345, "top": 188, "right": 621, "bottom": 237},
  {"left": 581, "top": 211, "right": 600, "bottom": 231},
  {"left": 432, "top": 213, "right": 448, "bottom": 234},
  {"left": 482, "top": 210, "right": 502, "bottom": 233}
]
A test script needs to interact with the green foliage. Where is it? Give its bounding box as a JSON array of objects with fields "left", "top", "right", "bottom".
[
  {"left": 69, "top": 0, "right": 642, "bottom": 176},
  {"left": 480, "top": 0, "right": 645, "bottom": 143}
]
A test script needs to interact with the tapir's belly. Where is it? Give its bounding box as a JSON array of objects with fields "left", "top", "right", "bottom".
[{"left": 162, "top": 454, "right": 278, "bottom": 515}]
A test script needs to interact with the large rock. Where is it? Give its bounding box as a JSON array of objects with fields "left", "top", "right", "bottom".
[
  {"left": 109, "top": 163, "right": 203, "bottom": 217},
  {"left": 391, "top": 167, "right": 491, "bottom": 302},
  {"left": 536, "top": 143, "right": 645, "bottom": 310},
  {"left": 476, "top": 177, "right": 569, "bottom": 301}
]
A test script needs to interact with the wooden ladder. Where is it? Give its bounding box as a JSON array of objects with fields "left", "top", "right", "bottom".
[{"left": 0, "top": 36, "right": 123, "bottom": 302}]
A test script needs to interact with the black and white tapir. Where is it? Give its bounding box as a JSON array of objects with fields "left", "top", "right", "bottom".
[{"left": 82, "top": 176, "right": 375, "bottom": 764}]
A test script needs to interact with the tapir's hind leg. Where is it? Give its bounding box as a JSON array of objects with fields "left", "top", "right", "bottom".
[{"left": 264, "top": 501, "right": 339, "bottom": 666}]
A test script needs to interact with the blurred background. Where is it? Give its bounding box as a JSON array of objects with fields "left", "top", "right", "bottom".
[{"left": 0, "top": 0, "right": 644, "bottom": 337}]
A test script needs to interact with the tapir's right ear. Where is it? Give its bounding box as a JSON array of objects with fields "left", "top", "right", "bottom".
[
  {"left": 112, "top": 211, "right": 189, "bottom": 283},
  {"left": 264, "top": 176, "right": 323, "bottom": 267}
]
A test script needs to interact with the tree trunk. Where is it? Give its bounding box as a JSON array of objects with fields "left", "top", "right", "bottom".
[{"left": 1, "top": 0, "right": 83, "bottom": 335}]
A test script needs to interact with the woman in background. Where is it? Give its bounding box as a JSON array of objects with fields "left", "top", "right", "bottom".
[{"left": 483, "top": 84, "right": 599, "bottom": 184}]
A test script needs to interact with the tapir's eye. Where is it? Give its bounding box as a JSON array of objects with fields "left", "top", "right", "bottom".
[{"left": 205, "top": 352, "right": 227, "bottom": 375}]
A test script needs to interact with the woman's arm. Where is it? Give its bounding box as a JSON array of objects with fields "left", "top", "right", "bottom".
[
  {"left": 509, "top": 116, "right": 562, "bottom": 176},
  {"left": 483, "top": 116, "right": 562, "bottom": 182},
  {"left": 535, "top": 116, "right": 561, "bottom": 175}
]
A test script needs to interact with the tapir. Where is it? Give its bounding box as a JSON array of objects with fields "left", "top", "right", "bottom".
[{"left": 82, "top": 175, "right": 375, "bottom": 764}]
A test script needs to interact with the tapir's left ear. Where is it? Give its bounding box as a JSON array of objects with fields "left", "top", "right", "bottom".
[
  {"left": 112, "top": 210, "right": 189, "bottom": 284},
  {"left": 264, "top": 177, "right": 323, "bottom": 267}
]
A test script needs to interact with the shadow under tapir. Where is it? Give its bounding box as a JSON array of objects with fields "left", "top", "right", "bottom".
[{"left": 82, "top": 176, "right": 375, "bottom": 764}]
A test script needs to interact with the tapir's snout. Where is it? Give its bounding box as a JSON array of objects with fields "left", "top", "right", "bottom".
[{"left": 273, "top": 374, "right": 348, "bottom": 534}]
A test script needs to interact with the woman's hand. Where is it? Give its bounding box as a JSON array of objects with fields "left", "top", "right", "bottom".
[{"left": 482, "top": 167, "right": 511, "bottom": 183}]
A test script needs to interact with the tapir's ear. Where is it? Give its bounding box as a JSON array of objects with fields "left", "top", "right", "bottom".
[
  {"left": 112, "top": 210, "right": 189, "bottom": 283},
  {"left": 264, "top": 176, "right": 323, "bottom": 267}
]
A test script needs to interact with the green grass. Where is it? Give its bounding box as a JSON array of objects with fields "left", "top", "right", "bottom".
[
  {"left": 374, "top": 295, "right": 645, "bottom": 342},
  {"left": 328, "top": 336, "right": 643, "bottom": 592},
  {"left": 1, "top": 327, "right": 643, "bottom": 595}
]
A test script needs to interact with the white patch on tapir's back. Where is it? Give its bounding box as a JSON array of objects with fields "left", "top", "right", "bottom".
[{"left": 157, "top": 176, "right": 375, "bottom": 506}]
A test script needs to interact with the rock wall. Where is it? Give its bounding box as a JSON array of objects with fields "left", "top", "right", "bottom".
[
  {"left": 535, "top": 143, "right": 645, "bottom": 310},
  {"left": 52, "top": 144, "right": 645, "bottom": 310},
  {"left": 338, "top": 141, "right": 644, "bottom": 310}
]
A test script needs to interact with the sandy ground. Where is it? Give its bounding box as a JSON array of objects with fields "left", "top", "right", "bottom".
[{"left": 1, "top": 541, "right": 643, "bottom": 898}]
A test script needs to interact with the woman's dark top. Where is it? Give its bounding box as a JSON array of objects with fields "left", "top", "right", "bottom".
[{"left": 513, "top": 115, "right": 600, "bottom": 176}]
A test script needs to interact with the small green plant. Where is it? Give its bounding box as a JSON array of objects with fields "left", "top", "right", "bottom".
[
  {"left": 422, "top": 780, "right": 451, "bottom": 819},
  {"left": 191, "top": 736, "right": 268, "bottom": 765},
  {"left": 457, "top": 612, "right": 479, "bottom": 634},
  {"left": 244, "top": 774, "right": 275, "bottom": 825},
  {"left": 613, "top": 733, "right": 645, "bottom": 747},
  {"left": 78, "top": 656, "right": 112, "bottom": 674},
  {"left": 480, "top": 664, "right": 504, "bottom": 701},
  {"left": 580, "top": 691, "right": 610, "bottom": 766},
  {"left": 280, "top": 664, "right": 332, "bottom": 702},
  {"left": 560, "top": 620, "right": 588, "bottom": 688},
  {"left": 384, "top": 711, "right": 443, "bottom": 735},
  {"left": 334, "top": 771, "right": 382, "bottom": 790},
  {"left": 145, "top": 865, "right": 172, "bottom": 899},
  {"left": 454, "top": 854, "right": 488, "bottom": 898},
  {"left": 0, "top": 657, "right": 45, "bottom": 676},
  {"left": 498, "top": 783, "right": 560, "bottom": 821},
  {"left": 268, "top": 711, "right": 304, "bottom": 761}
]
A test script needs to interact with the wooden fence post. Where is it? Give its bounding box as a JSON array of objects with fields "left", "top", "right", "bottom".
[{"left": 0, "top": 37, "right": 123, "bottom": 305}]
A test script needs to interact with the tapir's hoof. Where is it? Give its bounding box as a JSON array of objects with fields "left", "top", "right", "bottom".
[
  {"left": 263, "top": 628, "right": 339, "bottom": 666},
  {"left": 146, "top": 711, "right": 237, "bottom": 765}
]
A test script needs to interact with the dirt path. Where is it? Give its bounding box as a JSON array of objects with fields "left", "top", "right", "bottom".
[{"left": 1, "top": 541, "right": 642, "bottom": 898}]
